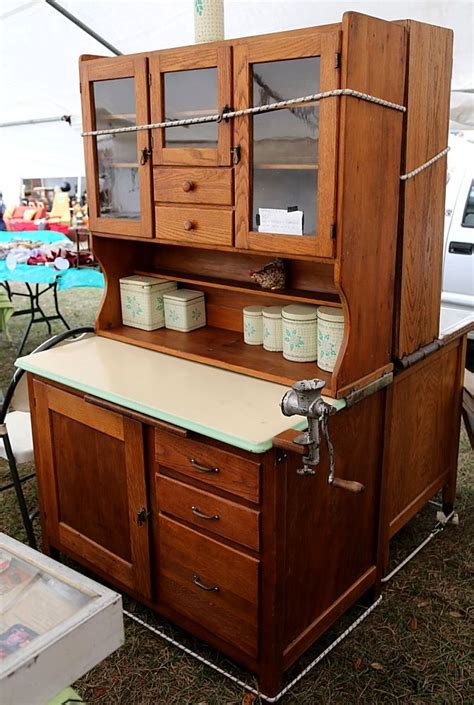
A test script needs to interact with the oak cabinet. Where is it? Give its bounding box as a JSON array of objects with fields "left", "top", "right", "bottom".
[{"left": 31, "top": 380, "right": 152, "bottom": 599}]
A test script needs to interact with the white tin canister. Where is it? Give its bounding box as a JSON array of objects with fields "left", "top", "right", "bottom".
[
  {"left": 243, "top": 306, "right": 264, "bottom": 345},
  {"left": 119, "top": 275, "right": 177, "bottom": 331},
  {"left": 163, "top": 289, "right": 206, "bottom": 332},
  {"left": 282, "top": 305, "right": 318, "bottom": 362},
  {"left": 317, "top": 306, "right": 345, "bottom": 371},
  {"left": 262, "top": 306, "right": 283, "bottom": 352}
]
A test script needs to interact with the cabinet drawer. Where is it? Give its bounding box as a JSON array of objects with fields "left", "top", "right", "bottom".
[
  {"left": 157, "top": 475, "right": 260, "bottom": 550},
  {"left": 155, "top": 205, "right": 233, "bottom": 246},
  {"left": 155, "top": 430, "right": 260, "bottom": 503},
  {"left": 154, "top": 167, "right": 233, "bottom": 205},
  {"left": 158, "top": 515, "right": 259, "bottom": 658}
]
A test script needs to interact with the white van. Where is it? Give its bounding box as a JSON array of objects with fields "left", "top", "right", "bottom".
[{"left": 441, "top": 137, "right": 474, "bottom": 344}]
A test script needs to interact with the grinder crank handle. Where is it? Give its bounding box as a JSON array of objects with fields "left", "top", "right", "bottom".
[
  {"left": 321, "top": 412, "right": 366, "bottom": 494},
  {"left": 329, "top": 477, "right": 365, "bottom": 493}
]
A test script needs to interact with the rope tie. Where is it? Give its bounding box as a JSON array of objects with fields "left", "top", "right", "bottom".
[
  {"left": 81, "top": 88, "right": 449, "bottom": 182},
  {"left": 81, "top": 88, "right": 406, "bottom": 137},
  {"left": 400, "top": 146, "right": 450, "bottom": 181}
]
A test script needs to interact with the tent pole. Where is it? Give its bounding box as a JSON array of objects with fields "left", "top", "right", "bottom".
[
  {"left": 0, "top": 116, "right": 72, "bottom": 128},
  {"left": 45, "top": 0, "right": 122, "bottom": 56}
]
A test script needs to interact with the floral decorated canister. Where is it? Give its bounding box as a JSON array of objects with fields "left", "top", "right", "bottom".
[
  {"left": 282, "top": 304, "right": 318, "bottom": 362},
  {"left": 163, "top": 289, "right": 206, "bottom": 332},
  {"left": 317, "top": 306, "right": 345, "bottom": 372},
  {"left": 262, "top": 306, "right": 283, "bottom": 352},
  {"left": 119, "top": 275, "right": 177, "bottom": 331},
  {"left": 243, "top": 306, "right": 263, "bottom": 345}
]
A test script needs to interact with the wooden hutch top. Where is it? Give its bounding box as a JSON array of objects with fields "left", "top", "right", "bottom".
[{"left": 76, "top": 12, "right": 454, "bottom": 400}]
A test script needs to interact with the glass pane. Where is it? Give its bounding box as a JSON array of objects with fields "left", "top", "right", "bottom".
[
  {"left": 93, "top": 78, "right": 140, "bottom": 219},
  {"left": 252, "top": 57, "right": 320, "bottom": 236},
  {"left": 164, "top": 68, "right": 218, "bottom": 148},
  {"left": 0, "top": 549, "right": 94, "bottom": 666}
]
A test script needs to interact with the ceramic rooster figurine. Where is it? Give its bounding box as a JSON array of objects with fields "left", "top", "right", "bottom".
[{"left": 250, "top": 258, "right": 287, "bottom": 290}]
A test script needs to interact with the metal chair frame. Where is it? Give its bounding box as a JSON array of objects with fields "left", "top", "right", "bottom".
[{"left": 0, "top": 326, "right": 94, "bottom": 548}]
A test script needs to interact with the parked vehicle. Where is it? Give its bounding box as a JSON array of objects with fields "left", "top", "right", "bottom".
[{"left": 442, "top": 137, "right": 474, "bottom": 368}]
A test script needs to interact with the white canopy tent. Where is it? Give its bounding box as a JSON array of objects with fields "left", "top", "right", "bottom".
[{"left": 0, "top": 0, "right": 472, "bottom": 205}]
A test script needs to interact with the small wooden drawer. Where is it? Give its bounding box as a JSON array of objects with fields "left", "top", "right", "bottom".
[
  {"left": 155, "top": 205, "right": 233, "bottom": 246},
  {"left": 158, "top": 515, "right": 259, "bottom": 658},
  {"left": 154, "top": 167, "right": 233, "bottom": 205},
  {"left": 157, "top": 475, "right": 260, "bottom": 550},
  {"left": 155, "top": 430, "right": 261, "bottom": 503}
]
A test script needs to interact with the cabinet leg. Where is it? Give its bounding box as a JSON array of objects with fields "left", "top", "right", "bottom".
[
  {"left": 442, "top": 477, "right": 456, "bottom": 517},
  {"left": 257, "top": 666, "right": 283, "bottom": 700}
]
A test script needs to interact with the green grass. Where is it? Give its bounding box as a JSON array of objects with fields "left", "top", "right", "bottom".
[{"left": 1, "top": 284, "right": 473, "bottom": 704}]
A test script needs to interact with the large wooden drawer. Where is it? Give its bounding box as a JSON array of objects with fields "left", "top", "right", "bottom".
[
  {"left": 155, "top": 205, "right": 233, "bottom": 246},
  {"left": 157, "top": 475, "right": 260, "bottom": 550},
  {"left": 158, "top": 515, "right": 259, "bottom": 658},
  {"left": 155, "top": 430, "right": 261, "bottom": 503},
  {"left": 154, "top": 167, "right": 233, "bottom": 205}
]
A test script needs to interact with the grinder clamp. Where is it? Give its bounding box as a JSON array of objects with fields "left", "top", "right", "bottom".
[{"left": 280, "top": 379, "right": 365, "bottom": 493}]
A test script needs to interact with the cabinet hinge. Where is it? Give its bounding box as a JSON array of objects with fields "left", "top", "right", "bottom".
[
  {"left": 276, "top": 449, "right": 287, "bottom": 464},
  {"left": 335, "top": 52, "right": 341, "bottom": 69},
  {"left": 330, "top": 223, "right": 337, "bottom": 239}
]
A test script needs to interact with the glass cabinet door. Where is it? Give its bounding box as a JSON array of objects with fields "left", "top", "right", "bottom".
[
  {"left": 252, "top": 57, "right": 320, "bottom": 237},
  {"left": 234, "top": 32, "right": 341, "bottom": 258},
  {"left": 150, "top": 46, "right": 231, "bottom": 166},
  {"left": 80, "top": 57, "right": 153, "bottom": 238}
]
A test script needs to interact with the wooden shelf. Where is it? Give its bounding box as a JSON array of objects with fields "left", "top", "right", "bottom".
[
  {"left": 254, "top": 164, "right": 318, "bottom": 170},
  {"left": 111, "top": 163, "right": 139, "bottom": 168},
  {"left": 98, "top": 324, "right": 333, "bottom": 392},
  {"left": 134, "top": 269, "right": 342, "bottom": 307}
]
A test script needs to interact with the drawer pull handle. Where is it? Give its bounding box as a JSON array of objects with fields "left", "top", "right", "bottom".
[
  {"left": 190, "top": 458, "right": 219, "bottom": 474},
  {"left": 191, "top": 506, "right": 220, "bottom": 521},
  {"left": 193, "top": 574, "right": 219, "bottom": 592},
  {"left": 183, "top": 220, "right": 194, "bottom": 231},
  {"left": 182, "top": 180, "right": 194, "bottom": 192}
]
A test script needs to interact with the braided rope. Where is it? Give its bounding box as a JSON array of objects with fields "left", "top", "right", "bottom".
[
  {"left": 400, "top": 146, "right": 450, "bottom": 181},
  {"left": 81, "top": 88, "right": 405, "bottom": 137},
  {"left": 124, "top": 596, "right": 382, "bottom": 703}
]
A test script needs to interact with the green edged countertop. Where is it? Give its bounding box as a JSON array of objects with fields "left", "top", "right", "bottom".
[{"left": 16, "top": 335, "right": 345, "bottom": 453}]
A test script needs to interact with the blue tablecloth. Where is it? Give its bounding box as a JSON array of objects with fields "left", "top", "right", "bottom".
[
  {"left": 0, "top": 231, "right": 68, "bottom": 245},
  {"left": 0, "top": 262, "right": 104, "bottom": 289}
]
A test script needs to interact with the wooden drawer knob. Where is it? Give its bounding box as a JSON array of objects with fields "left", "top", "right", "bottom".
[
  {"left": 183, "top": 220, "right": 194, "bottom": 231},
  {"left": 182, "top": 180, "right": 194, "bottom": 192}
]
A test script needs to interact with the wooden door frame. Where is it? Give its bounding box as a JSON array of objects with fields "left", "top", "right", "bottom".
[
  {"left": 149, "top": 44, "right": 232, "bottom": 166},
  {"left": 233, "top": 30, "right": 341, "bottom": 258},
  {"left": 80, "top": 55, "right": 154, "bottom": 238},
  {"left": 31, "top": 379, "right": 152, "bottom": 599}
]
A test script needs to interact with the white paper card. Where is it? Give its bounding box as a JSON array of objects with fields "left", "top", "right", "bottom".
[{"left": 258, "top": 208, "right": 303, "bottom": 236}]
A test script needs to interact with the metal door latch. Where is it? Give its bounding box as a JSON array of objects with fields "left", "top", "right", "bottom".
[
  {"left": 231, "top": 146, "right": 240, "bottom": 165},
  {"left": 140, "top": 147, "right": 152, "bottom": 165},
  {"left": 136, "top": 507, "right": 151, "bottom": 525},
  {"left": 280, "top": 379, "right": 365, "bottom": 493}
]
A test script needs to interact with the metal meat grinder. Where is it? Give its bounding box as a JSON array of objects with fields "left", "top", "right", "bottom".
[{"left": 280, "top": 379, "right": 365, "bottom": 493}]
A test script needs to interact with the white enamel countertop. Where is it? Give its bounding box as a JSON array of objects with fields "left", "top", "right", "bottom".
[{"left": 16, "top": 336, "right": 344, "bottom": 453}]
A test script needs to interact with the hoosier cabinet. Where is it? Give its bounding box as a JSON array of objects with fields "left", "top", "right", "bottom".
[{"left": 16, "top": 12, "right": 471, "bottom": 697}]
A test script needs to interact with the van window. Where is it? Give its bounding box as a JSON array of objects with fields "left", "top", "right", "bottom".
[{"left": 462, "top": 179, "right": 474, "bottom": 227}]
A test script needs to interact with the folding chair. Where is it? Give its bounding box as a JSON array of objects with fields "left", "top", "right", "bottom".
[{"left": 0, "top": 326, "right": 94, "bottom": 548}]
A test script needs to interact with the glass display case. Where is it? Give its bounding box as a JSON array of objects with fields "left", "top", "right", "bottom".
[{"left": 0, "top": 533, "right": 123, "bottom": 705}]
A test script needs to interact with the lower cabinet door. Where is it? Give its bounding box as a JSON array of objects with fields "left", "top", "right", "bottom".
[
  {"left": 32, "top": 380, "right": 152, "bottom": 599},
  {"left": 158, "top": 515, "right": 259, "bottom": 658}
]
